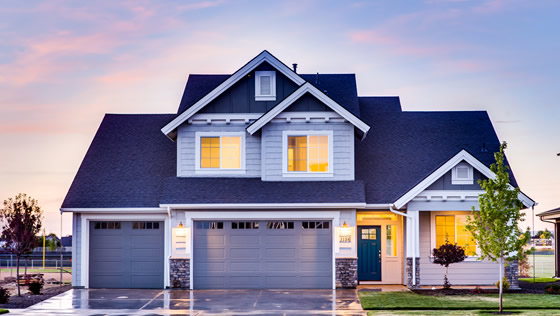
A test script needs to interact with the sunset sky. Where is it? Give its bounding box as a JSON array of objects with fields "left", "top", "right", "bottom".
[{"left": 0, "top": 0, "right": 558, "bottom": 236}]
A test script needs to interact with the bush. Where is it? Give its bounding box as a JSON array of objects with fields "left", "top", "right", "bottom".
[
  {"left": 545, "top": 284, "right": 560, "bottom": 295},
  {"left": 28, "top": 281, "right": 42, "bottom": 295},
  {"left": 0, "top": 287, "right": 9, "bottom": 304},
  {"left": 472, "top": 286, "right": 485, "bottom": 294},
  {"left": 495, "top": 277, "right": 510, "bottom": 291},
  {"left": 432, "top": 240, "right": 467, "bottom": 289}
]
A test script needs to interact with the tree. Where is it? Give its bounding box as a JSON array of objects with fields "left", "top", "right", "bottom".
[
  {"left": 541, "top": 229, "right": 552, "bottom": 240},
  {"left": 0, "top": 194, "right": 43, "bottom": 296},
  {"left": 465, "top": 142, "right": 530, "bottom": 313},
  {"left": 432, "top": 240, "right": 467, "bottom": 289}
]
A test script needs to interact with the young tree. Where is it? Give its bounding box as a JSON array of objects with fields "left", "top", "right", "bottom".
[
  {"left": 432, "top": 240, "right": 467, "bottom": 289},
  {"left": 1, "top": 194, "right": 43, "bottom": 296},
  {"left": 541, "top": 229, "right": 552, "bottom": 240},
  {"left": 466, "top": 142, "right": 530, "bottom": 313}
]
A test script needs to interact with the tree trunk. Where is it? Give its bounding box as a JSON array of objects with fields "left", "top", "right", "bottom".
[
  {"left": 16, "top": 256, "right": 20, "bottom": 297},
  {"left": 499, "top": 256, "right": 503, "bottom": 313}
]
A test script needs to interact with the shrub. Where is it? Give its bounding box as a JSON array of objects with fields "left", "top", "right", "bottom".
[
  {"left": 472, "top": 286, "right": 485, "bottom": 294},
  {"left": 0, "top": 287, "right": 9, "bottom": 304},
  {"left": 28, "top": 281, "right": 42, "bottom": 295},
  {"left": 545, "top": 284, "right": 560, "bottom": 295},
  {"left": 495, "top": 277, "right": 510, "bottom": 291},
  {"left": 432, "top": 240, "right": 467, "bottom": 289}
]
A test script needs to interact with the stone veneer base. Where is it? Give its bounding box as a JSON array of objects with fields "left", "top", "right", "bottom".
[
  {"left": 406, "top": 257, "right": 420, "bottom": 289},
  {"left": 336, "top": 258, "right": 358, "bottom": 288},
  {"left": 505, "top": 259, "right": 519, "bottom": 289},
  {"left": 170, "top": 258, "right": 190, "bottom": 289}
]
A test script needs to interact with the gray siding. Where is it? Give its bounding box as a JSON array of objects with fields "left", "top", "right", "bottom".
[
  {"left": 261, "top": 122, "right": 355, "bottom": 181},
  {"left": 200, "top": 62, "right": 299, "bottom": 114},
  {"left": 419, "top": 211, "right": 499, "bottom": 285},
  {"left": 177, "top": 124, "right": 261, "bottom": 177},
  {"left": 72, "top": 213, "right": 81, "bottom": 287},
  {"left": 426, "top": 169, "right": 486, "bottom": 190}
]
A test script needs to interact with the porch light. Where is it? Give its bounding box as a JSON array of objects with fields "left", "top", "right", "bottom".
[
  {"left": 340, "top": 221, "right": 351, "bottom": 236},
  {"left": 175, "top": 222, "right": 186, "bottom": 237}
]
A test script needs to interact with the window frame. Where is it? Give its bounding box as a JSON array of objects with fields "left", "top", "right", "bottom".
[
  {"left": 194, "top": 132, "right": 246, "bottom": 174},
  {"left": 430, "top": 211, "right": 479, "bottom": 259},
  {"left": 451, "top": 162, "right": 474, "bottom": 185},
  {"left": 281, "top": 130, "right": 334, "bottom": 177},
  {"left": 255, "top": 71, "right": 276, "bottom": 101}
]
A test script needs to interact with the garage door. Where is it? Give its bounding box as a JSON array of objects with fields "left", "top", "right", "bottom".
[
  {"left": 89, "top": 221, "right": 164, "bottom": 288},
  {"left": 193, "top": 220, "right": 332, "bottom": 289}
]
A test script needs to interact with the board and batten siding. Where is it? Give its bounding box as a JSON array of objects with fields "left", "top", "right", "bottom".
[
  {"left": 425, "top": 169, "right": 486, "bottom": 191},
  {"left": 419, "top": 211, "right": 500, "bottom": 285},
  {"left": 261, "top": 122, "right": 354, "bottom": 181},
  {"left": 72, "top": 212, "right": 81, "bottom": 287},
  {"left": 177, "top": 124, "right": 261, "bottom": 177}
]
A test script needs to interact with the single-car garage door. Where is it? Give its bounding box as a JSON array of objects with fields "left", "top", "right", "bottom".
[
  {"left": 89, "top": 221, "right": 164, "bottom": 288},
  {"left": 193, "top": 220, "right": 332, "bottom": 289}
]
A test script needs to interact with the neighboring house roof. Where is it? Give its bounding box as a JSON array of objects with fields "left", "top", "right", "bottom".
[
  {"left": 537, "top": 207, "right": 560, "bottom": 219},
  {"left": 61, "top": 236, "right": 72, "bottom": 247}
]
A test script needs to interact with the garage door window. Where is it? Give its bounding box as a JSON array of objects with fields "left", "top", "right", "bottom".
[
  {"left": 195, "top": 221, "right": 224, "bottom": 229},
  {"left": 267, "top": 221, "right": 294, "bottom": 229},
  {"left": 94, "top": 222, "right": 121, "bottom": 229},
  {"left": 132, "top": 222, "right": 160, "bottom": 229},
  {"left": 302, "top": 221, "right": 330, "bottom": 229},
  {"left": 232, "top": 222, "right": 259, "bottom": 229}
]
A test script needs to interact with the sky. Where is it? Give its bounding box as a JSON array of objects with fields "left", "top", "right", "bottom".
[{"left": 0, "top": 0, "right": 559, "bottom": 236}]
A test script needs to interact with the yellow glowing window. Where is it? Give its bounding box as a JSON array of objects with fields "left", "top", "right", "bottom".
[
  {"left": 200, "top": 136, "right": 241, "bottom": 169},
  {"left": 435, "top": 215, "right": 477, "bottom": 256},
  {"left": 287, "top": 135, "right": 328, "bottom": 172},
  {"left": 386, "top": 224, "right": 397, "bottom": 256}
]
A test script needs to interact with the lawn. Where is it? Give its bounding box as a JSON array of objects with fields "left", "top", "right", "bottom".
[
  {"left": 519, "top": 277, "right": 558, "bottom": 283},
  {"left": 368, "top": 310, "right": 560, "bottom": 315},
  {"left": 359, "top": 291, "right": 560, "bottom": 310}
]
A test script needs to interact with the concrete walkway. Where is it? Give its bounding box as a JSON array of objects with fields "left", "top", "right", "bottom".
[{"left": 9, "top": 288, "right": 366, "bottom": 315}]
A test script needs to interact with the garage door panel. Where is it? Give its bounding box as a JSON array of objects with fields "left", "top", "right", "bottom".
[
  {"left": 196, "top": 248, "right": 225, "bottom": 258},
  {"left": 262, "top": 235, "right": 298, "bottom": 244},
  {"left": 264, "top": 247, "right": 296, "bottom": 258},
  {"left": 263, "top": 261, "right": 297, "bottom": 272},
  {"left": 130, "top": 248, "right": 162, "bottom": 258},
  {"left": 230, "top": 235, "right": 259, "bottom": 245},
  {"left": 196, "top": 261, "right": 226, "bottom": 273},
  {"left": 196, "top": 276, "right": 226, "bottom": 288},
  {"left": 230, "top": 261, "right": 262, "bottom": 272},
  {"left": 230, "top": 247, "right": 260, "bottom": 259},
  {"left": 301, "top": 247, "right": 331, "bottom": 258},
  {"left": 131, "top": 235, "right": 162, "bottom": 245}
]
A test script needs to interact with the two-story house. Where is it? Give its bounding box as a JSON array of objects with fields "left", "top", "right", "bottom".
[{"left": 62, "top": 50, "right": 534, "bottom": 290}]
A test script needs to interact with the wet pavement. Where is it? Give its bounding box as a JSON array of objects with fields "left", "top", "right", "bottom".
[{"left": 9, "top": 288, "right": 366, "bottom": 315}]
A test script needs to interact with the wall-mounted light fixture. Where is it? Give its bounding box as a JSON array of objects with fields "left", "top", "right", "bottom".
[
  {"left": 175, "top": 221, "right": 186, "bottom": 237},
  {"left": 340, "top": 221, "right": 351, "bottom": 236}
]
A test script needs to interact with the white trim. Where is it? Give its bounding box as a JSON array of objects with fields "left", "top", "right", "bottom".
[
  {"left": 281, "top": 130, "right": 334, "bottom": 177},
  {"left": 79, "top": 213, "right": 171, "bottom": 289},
  {"left": 430, "top": 211, "right": 481, "bottom": 259},
  {"left": 61, "top": 207, "right": 166, "bottom": 213},
  {"left": 162, "top": 51, "right": 305, "bottom": 138},
  {"left": 255, "top": 71, "right": 276, "bottom": 101},
  {"left": 412, "top": 190, "right": 484, "bottom": 202},
  {"left": 246, "top": 82, "right": 370, "bottom": 136},
  {"left": 184, "top": 210, "right": 340, "bottom": 290},
  {"left": 188, "top": 113, "right": 262, "bottom": 125},
  {"left": 393, "top": 149, "right": 535, "bottom": 209},
  {"left": 452, "top": 162, "right": 474, "bottom": 185},
  {"left": 160, "top": 202, "right": 365, "bottom": 209},
  {"left": 194, "top": 131, "right": 246, "bottom": 174},
  {"left": 365, "top": 204, "right": 393, "bottom": 209}
]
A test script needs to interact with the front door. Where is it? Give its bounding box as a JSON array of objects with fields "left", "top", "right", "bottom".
[{"left": 358, "top": 226, "right": 381, "bottom": 281}]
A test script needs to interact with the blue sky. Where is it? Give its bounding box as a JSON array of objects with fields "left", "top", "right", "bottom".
[{"left": 0, "top": 0, "right": 558, "bottom": 235}]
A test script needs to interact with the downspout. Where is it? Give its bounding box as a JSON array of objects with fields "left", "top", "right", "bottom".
[{"left": 390, "top": 204, "right": 416, "bottom": 286}]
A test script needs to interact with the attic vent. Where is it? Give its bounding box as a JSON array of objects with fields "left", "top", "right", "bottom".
[
  {"left": 481, "top": 143, "right": 488, "bottom": 152},
  {"left": 255, "top": 71, "right": 276, "bottom": 101},
  {"left": 452, "top": 162, "right": 474, "bottom": 185}
]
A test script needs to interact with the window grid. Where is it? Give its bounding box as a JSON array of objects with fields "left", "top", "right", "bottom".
[
  {"left": 386, "top": 225, "right": 397, "bottom": 256},
  {"left": 302, "top": 221, "right": 330, "bottom": 229},
  {"left": 200, "top": 137, "right": 220, "bottom": 168},
  {"left": 132, "top": 222, "right": 160, "bottom": 230},
  {"left": 435, "top": 215, "right": 477, "bottom": 256},
  {"left": 195, "top": 221, "right": 224, "bottom": 230},
  {"left": 94, "top": 222, "right": 121, "bottom": 230},
  {"left": 200, "top": 136, "right": 241, "bottom": 169},
  {"left": 361, "top": 228, "right": 377, "bottom": 240},
  {"left": 287, "top": 135, "right": 329, "bottom": 173},
  {"left": 267, "top": 221, "right": 294, "bottom": 229},
  {"left": 287, "top": 136, "right": 307, "bottom": 171},
  {"left": 232, "top": 222, "right": 259, "bottom": 229}
]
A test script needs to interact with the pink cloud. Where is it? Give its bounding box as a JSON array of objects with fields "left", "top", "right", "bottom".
[
  {"left": 473, "top": 0, "right": 506, "bottom": 14},
  {"left": 177, "top": 0, "right": 226, "bottom": 11}
]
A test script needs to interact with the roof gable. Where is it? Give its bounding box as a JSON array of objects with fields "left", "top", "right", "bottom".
[
  {"left": 246, "top": 82, "right": 370, "bottom": 136},
  {"left": 162, "top": 50, "right": 306, "bottom": 139}
]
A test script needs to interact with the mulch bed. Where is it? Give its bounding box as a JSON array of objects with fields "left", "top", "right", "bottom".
[
  {"left": 0, "top": 285, "right": 72, "bottom": 308},
  {"left": 413, "top": 287, "right": 546, "bottom": 296}
]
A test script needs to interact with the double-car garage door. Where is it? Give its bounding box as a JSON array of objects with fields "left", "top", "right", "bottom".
[{"left": 193, "top": 220, "right": 333, "bottom": 289}]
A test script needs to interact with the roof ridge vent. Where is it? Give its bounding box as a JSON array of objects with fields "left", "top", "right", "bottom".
[{"left": 315, "top": 72, "right": 320, "bottom": 84}]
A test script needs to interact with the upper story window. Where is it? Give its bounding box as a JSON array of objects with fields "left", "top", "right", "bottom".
[
  {"left": 451, "top": 162, "right": 473, "bottom": 185},
  {"left": 282, "top": 130, "right": 333, "bottom": 177},
  {"left": 195, "top": 132, "right": 246, "bottom": 174},
  {"left": 255, "top": 71, "right": 276, "bottom": 101}
]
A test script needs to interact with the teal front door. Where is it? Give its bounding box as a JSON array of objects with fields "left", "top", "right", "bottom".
[{"left": 358, "top": 226, "right": 381, "bottom": 281}]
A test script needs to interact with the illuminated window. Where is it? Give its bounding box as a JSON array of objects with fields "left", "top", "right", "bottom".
[
  {"left": 435, "top": 215, "right": 477, "bottom": 256},
  {"left": 285, "top": 132, "right": 331, "bottom": 174},
  {"left": 196, "top": 133, "right": 244, "bottom": 172},
  {"left": 386, "top": 225, "right": 397, "bottom": 256}
]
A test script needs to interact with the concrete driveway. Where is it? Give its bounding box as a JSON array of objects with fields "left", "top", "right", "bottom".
[{"left": 9, "top": 288, "right": 366, "bottom": 315}]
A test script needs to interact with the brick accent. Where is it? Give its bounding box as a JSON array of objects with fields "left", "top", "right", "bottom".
[
  {"left": 406, "top": 257, "right": 420, "bottom": 289},
  {"left": 505, "top": 259, "right": 519, "bottom": 289},
  {"left": 336, "top": 258, "right": 357, "bottom": 288},
  {"left": 170, "top": 258, "right": 190, "bottom": 288}
]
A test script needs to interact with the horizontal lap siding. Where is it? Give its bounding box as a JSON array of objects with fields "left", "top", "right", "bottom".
[
  {"left": 419, "top": 211, "right": 499, "bottom": 285},
  {"left": 177, "top": 124, "right": 261, "bottom": 177},
  {"left": 262, "top": 122, "right": 354, "bottom": 181}
]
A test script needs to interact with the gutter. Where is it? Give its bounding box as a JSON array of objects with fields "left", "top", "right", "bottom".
[{"left": 389, "top": 204, "right": 417, "bottom": 286}]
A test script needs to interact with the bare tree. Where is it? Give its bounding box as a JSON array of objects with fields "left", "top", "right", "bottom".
[{"left": 1, "top": 194, "right": 43, "bottom": 296}]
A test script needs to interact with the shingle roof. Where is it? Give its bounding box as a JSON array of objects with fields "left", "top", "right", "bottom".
[
  {"left": 176, "top": 74, "right": 360, "bottom": 117},
  {"left": 537, "top": 207, "right": 560, "bottom": 217}
]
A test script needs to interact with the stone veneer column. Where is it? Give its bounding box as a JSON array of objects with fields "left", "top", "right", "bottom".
[
  {"left": 169, "top": 258, "right": 190, "bottom": 288},
  {"left": 406, "top": 257, "right": 420, "bottom": 289},
  {"left": 505, "top": 259, "right": 520, "bottom": 289},
  {"left": 335, "top": 258, "right": 358, "bottom": 288}
]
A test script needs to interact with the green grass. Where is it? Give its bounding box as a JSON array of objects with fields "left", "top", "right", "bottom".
[
  {"left": 0, "top": 310, "right": 7, "bottom": 314},
  {"left": 359, "top": 291, "right": 560, "bottom": 310},
  {"left": 368, "top": 310, "right": 560, "bottom": 315},
  {"left": 519, "top": 277, "right": 559, "bottom": 283}
]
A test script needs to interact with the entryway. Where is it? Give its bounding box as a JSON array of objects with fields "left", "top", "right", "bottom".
[{"left": 357, "top": 226, "right": 381, "bottom": 281}]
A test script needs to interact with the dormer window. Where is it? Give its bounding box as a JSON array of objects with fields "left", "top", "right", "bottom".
[
  {"left": 255, "top": 71, "right": 276, "bottom": 101},
  {"left": 452, "top": 162, "right": 473, "bottom": 185}
]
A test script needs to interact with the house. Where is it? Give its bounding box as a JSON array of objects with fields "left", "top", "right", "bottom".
[
  {"left": 537, "top": 207, "right": 560, "bottom": 277},
  {"left": 61, "top": 50, "right": 535, "bottom": 290}
]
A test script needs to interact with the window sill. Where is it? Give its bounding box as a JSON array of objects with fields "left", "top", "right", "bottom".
[
  {"left": 282, "top": 172, "right": 334, "bottom": 178},
  {"left": 255, "top": 95, "right": 276, "bottom": 101},
  {"left": 429, "top": 256, "right": 481, "bottom": 262},
  {"left": 195, "top": 169, "right": 246, "bottom": 175},
  {"left": 451, "top": 179, "right": 474, "bottom": 185}
]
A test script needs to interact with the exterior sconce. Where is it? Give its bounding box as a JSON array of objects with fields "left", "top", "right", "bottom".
[
  {"left": 175, "top": 222, "right": 186, "bottom": 237},
  {"left": 339, "top": 221, "right": 352, "bottom": 244},
  {"left": 341, "top": 221, "right": 351, "bottom": 236}
]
